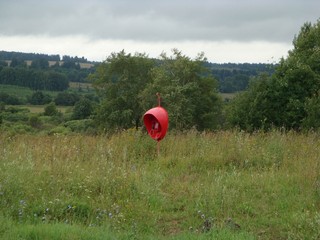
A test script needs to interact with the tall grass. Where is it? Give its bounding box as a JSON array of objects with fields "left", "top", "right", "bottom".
[{"left": 0, "top": 130, "right": 319, "bottom": 239}]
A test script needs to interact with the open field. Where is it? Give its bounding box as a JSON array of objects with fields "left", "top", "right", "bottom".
[
  {"left": 69, "top": 81, "right": 94, "bottom": 92},
  {"left": 0, "top": 83, "right": 96, "bottom": 103},
  {"left": 220, "top": 92, "right": 238, "bottom": 101},
  {"left": 9, "top": 104, "right": 71, "bottom": 113},
  {"left": 0, "top": 130, "right": 319, "bottom": 239},
  {"left": 0, "top": 84, "right": 58, "bottom": 101}
]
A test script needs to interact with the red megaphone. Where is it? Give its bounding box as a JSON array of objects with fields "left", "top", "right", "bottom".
[{"left": 143, "top": 106, "right": 168, "bottom": 141}]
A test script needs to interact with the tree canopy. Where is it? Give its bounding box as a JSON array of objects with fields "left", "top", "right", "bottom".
[
  {"left": 228, "top": 20, "right": 320, "bottom": 131},
  {"left": 92, "top": 49, "right": 222, "bottom": 132}
]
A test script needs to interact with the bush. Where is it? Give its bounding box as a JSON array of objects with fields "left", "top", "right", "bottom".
[
  {"left": 72, "top": 98, "right": 94, "bottom": 120},
  {"left": 29, "top": 91, "right": 52, "bottom": 105},
  {"left": 29, "top": 115, "right": 42, "bottom": 128},
  {"left": 1, "top": 107, "right": 30, "bottom": 122},
  {"left": 1, "top": 122, "right": 34, "bottom": 134},
  {"left": 44, "top": 103, "right": 60, "bottom": 116},
  {"left": 48, "top": 126, "right": 71, "bottom": 135},
  {"left": 64, "top": 119, "right": 95, "bottom": 133},
  {"left": 0, "top": 93, "right": 22, "bottom": 105},
  {"left": 54, "top": 92, "right": 80, "bottom": 106}
]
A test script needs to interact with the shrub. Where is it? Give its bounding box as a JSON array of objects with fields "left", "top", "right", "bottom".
[
  {"left": 44, "top": 103, "right": 60, "bottom": 116},
  {"left": 64, "top": 119, "right": 95, "bottom": 133},
  {"left": 72, "top": 98, "right": 94, "bottom": 120},
  {"left": 29, "top": 91, "right": 52, "bottom": 105},
  {"left": 29, "top": 115, "right": 42, "bottom": 128}
]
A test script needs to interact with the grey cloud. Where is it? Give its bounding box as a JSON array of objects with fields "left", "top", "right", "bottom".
[{"left": 0, "top": 0, "right": 319, "bottom": 43}]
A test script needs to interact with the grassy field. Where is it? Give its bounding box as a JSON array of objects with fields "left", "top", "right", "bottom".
[
  {"left": 0, "top": 130, "right": 319, "bottom": 239},
  {"left": 0, "top": 84, "right": 44, "bottom": 101},
  {"left": 9, "top": 104, "right": 71, "bottom": 114},
  {"left": 220, "top": 92, "right": 238, "bottom": 101},
  {"left": 69, "top": 81, "right": 95, "bottom": 92},
  {"left": 6, "top": 104, "right": 71, "bottom": 114},
  {"left": 0, "top": 82, "right": 95, "bottom": 101}
]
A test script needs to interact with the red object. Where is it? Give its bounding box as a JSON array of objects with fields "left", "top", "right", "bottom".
[{"left": 143, "top": 106, "right": 168, "bottom": 141}]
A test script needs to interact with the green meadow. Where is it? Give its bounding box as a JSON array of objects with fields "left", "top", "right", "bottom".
[{"left": 0, "top": 130, "right": 319, "bottom": 239}]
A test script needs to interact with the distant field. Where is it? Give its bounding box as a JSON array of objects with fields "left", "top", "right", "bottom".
[
  {"left": 0, "top": 83, "right": 96, "bottom": 100},
  {"left": 0, "top": 84, "right": 58, "bottom": 99},
  {"left": 0, "top": 84, "right": 36, "bottom": 98},
  {"left": 10, "top": 104, "right": 71, "bottom": 113},
  {"left": 5, "top": 60, "right": 94, "bottom": 69},
  {"left": 69, "top": 81, "right": 94, "bottom": 91},
  {"left": 220, "top": 92, "right": 238, "bottom": 101}
]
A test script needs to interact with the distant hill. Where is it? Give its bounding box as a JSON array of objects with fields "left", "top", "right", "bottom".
[
  {"left": 0, "top": 50, "right": 276, "bottom": 93},
  {"left": 3, "top": 60, "right": 94, "bottom": 69},
  {"left": 0, "top": 50, "right": 60, "bottom": 61},
  {"left": 205, "top": 62, "right": 276, "bottom": 93},
  {"left": 0, "top": 50, "right": 95, "bottom": 69}
]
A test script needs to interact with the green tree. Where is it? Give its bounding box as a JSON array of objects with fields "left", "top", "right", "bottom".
[
  {"left": 44, "top": 102, "right": 59, "bottom": 116},
  {"left": 141, "top": 49, "right": 222, "bottom": 130},
  {"left": 29, "top": 91, "right": 52, "bottom": 105},
  {"left": 72, "top": 98, "right": 94, "bottom": 120},
  {"left": 0, "top": 60, "right": 7, "bottom": 67},
  {"left": 46, "top": 71, "right": 69, "bottom": 91},
  {"left": 54, "top": 92, "right": 80, "bottom": 106},
  {"left": 0, "top": 101, "right": 5, "bottom": 112},
  {"left": 30, "top": 58, "right": 49, "bottom": 69},
  {"left": 10, "top": 57, "right": 26, "bottom": 68},
  {"left": 228, "top": 20, "right": 320, "bottom": 131},
  {"left": 92, "top": 50, "right": 155, "bottom": 131}
]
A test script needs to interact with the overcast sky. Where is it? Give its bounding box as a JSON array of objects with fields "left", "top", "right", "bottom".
[{"left": 0, "top": 0, "right": 319, "bottom": 63}]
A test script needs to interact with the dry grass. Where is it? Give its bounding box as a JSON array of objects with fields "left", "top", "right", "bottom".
[{"left": 0, "top": 130, "right": 319, "bottom": 239}]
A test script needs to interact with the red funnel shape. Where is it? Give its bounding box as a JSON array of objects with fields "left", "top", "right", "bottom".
[{"left": 143, "top": 106, "right": 168, "bottom": 141}]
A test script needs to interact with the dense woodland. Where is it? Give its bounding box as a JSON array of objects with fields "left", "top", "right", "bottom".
[
  {"left": 0, "top": 52, "right": 95, "bottom": 92},
  {"left": 0, "top": 20, "right": 319, "bottom": 134}
]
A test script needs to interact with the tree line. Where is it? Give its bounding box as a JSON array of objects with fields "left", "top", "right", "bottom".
[
  {"left": 228, "top": 20, "right": 320, "bottom": 131},
  {"left": 205, "top": 62, "right": 275, "bottom": 93},
  {"left": 0, "top": 50, "right": 90, "bottom": 63},
  {"left": 91, "top": 20, "right": 320, "bottom": 132},
  {"left": 0, "top": 55, "right": 95, "bottom": 91}
]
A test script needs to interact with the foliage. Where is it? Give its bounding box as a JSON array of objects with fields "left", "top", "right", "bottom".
[
  {"left": 0, "top": 92, "right": 22, "bottom": 105},
  {"left": 28, "top": 91, "right": 52, "bottom": 105},
  {"left": 92, "top": 50, "right": 155, "bottom": 131},
  {"left": 0, "top": 67, "right": 69, "bottom": 91},
  {"left": 10, "top": 57, "right": 27, "bottom": 68},
  {"left": 206, "top": 62, "right": 276, "bottom": 93},
  {"left": 228, "top": 20, "right": 320, "bottom": 131},
  {"left": 0, "top": 131, "right": 319, "bottom": 239},
  {"left": 30, "top": 58, "right": 49, "bottom": 69},
  {"left": 54, "top": 92, "right": 80, "bottom": 106},
  {"left": 45, "top": 71, "right": 69, "bottom": 91},
  {"left": 0, "top": 50, "right": 60, "bottom": 61},
  {"left": 29, "top": 115, "right": 42, "bottom": 129},
  {"left": 44, "top": 102, "right": 60, "bottom": 116},
  {"left": 47, "top": 125, "right": 72, "bottom": 135},
  {"left": 72, "top": 98, "right": 94, "bottom": 120},
  {"left": 64, "top": 119, "right": 96, "bottom": 133},
  {"left": 141, "top": 49, "right": 222, "bottom": 130},
  {"left": 93, "top": 49, "right": 222, "bottom": 132},
  {"left": 302, "top": 91, "right": 320, "bottom": 129},
  {"left": 0, "top": 101, "right": 5, "bottom": 112},
  {"left": 1, "top": 107, "right": 30, "bottom": 122}
]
